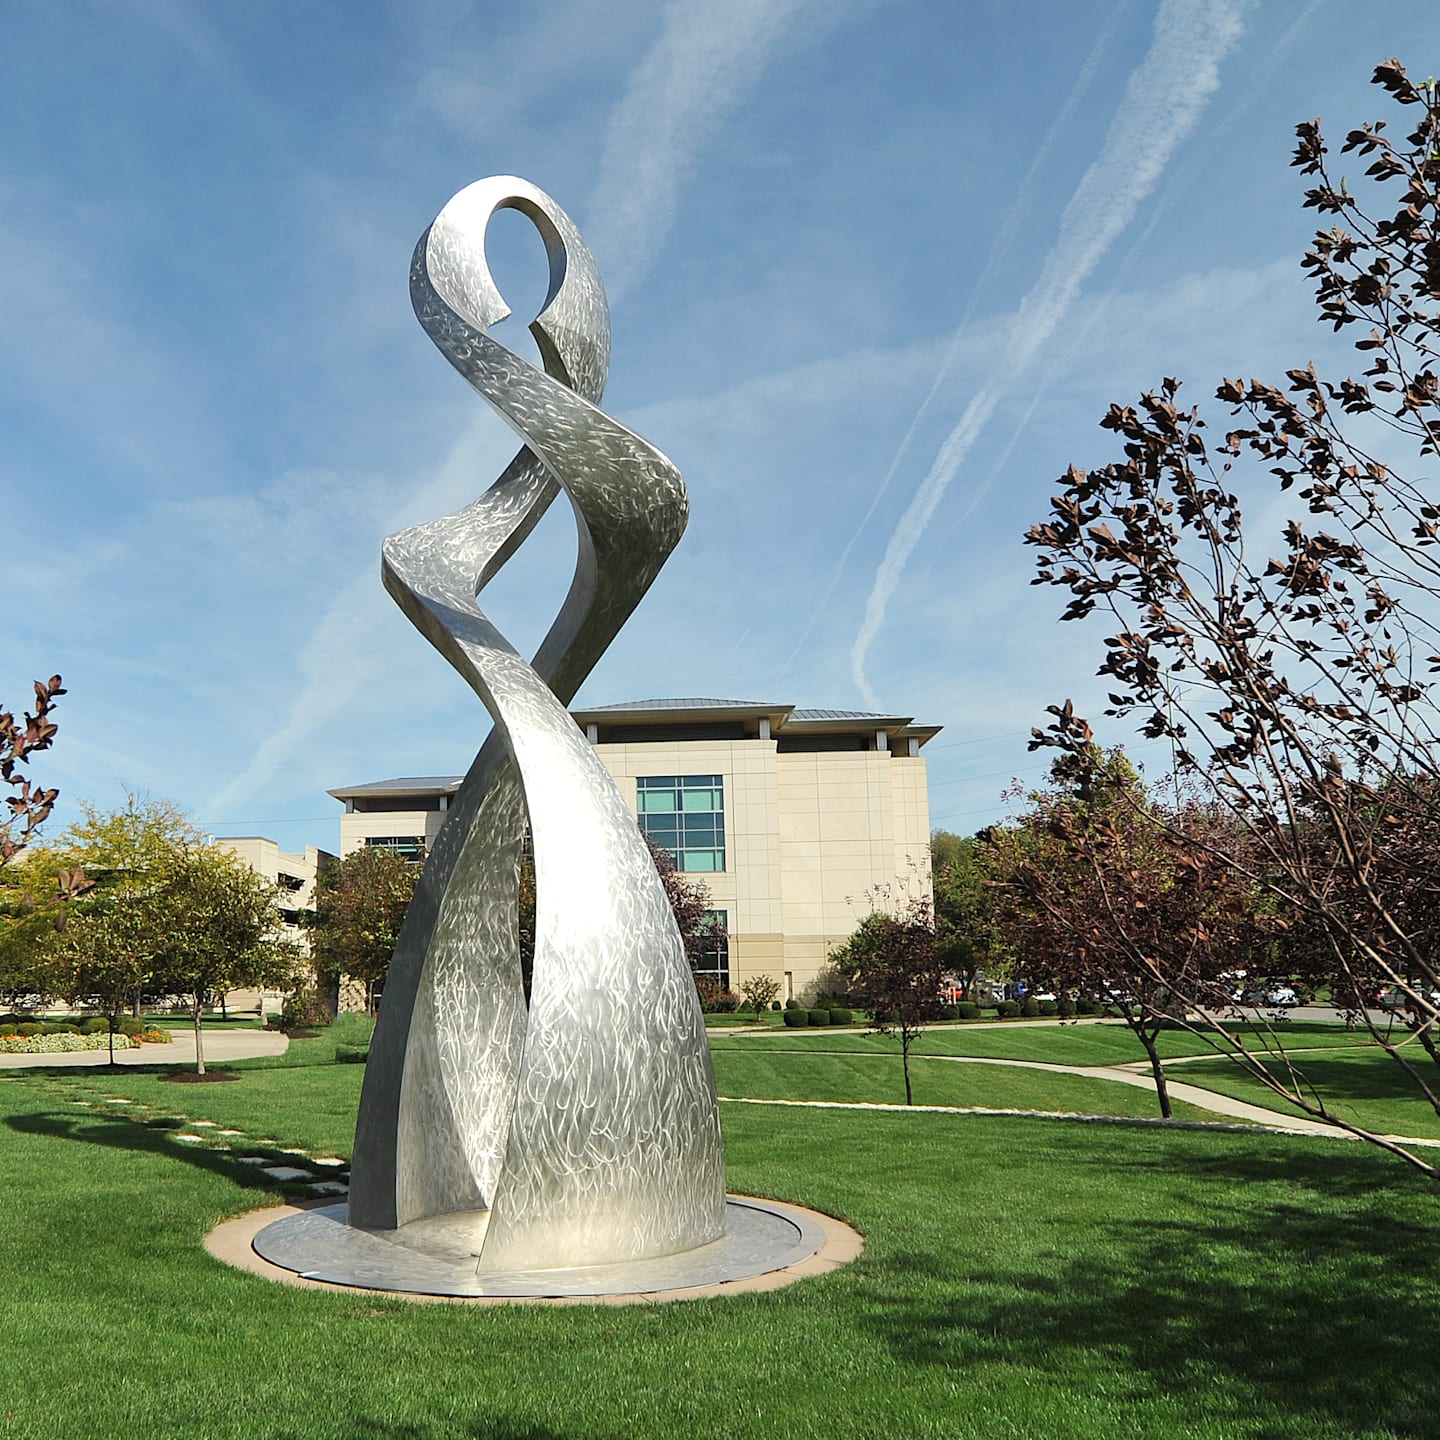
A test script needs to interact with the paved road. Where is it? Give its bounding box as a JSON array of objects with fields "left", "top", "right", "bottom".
[{"left": 0, "top": 1027, "right": 289, "bottom": 1069}]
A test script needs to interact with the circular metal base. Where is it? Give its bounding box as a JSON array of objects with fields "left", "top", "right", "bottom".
[{"left": 251, "top": 1197, "right": 828, "bottom": 1299}]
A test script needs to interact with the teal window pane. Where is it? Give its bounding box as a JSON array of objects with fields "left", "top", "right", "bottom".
[
  {"left": 638, "top": 775, "right": 677, "bottom": 788},
  {"left": 680, "top": 849, "right": 721, "bottom": 872},
  {"left": 681, "top": 788, "right": 719, "bottom": 813},
  {"left": 638, "top": 790, "right": 676, "bottom": 813}
]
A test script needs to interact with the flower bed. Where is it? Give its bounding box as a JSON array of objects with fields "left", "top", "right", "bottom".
[{"left": 0, "top": 1032, "right": 136, "bottom": 1054}]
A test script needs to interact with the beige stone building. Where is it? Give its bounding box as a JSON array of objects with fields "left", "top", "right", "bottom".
[
  {"left": 328, "top": 698, "right": 939, "bottom": 1002},
  {"left": 213, "top": 836, "right": 334, "bottom": 1014}
]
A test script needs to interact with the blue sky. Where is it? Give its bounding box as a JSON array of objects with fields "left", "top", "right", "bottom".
[{"left": 5, "top": 0, "right": 1439, "bottom": 855}]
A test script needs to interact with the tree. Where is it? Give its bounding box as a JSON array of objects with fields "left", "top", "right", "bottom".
[
  {"left": 985, "top": 751, "right": 1268, "bottom": 1118},
  {"left": 739, "top": 973, "right": 780, "bottom": 1018},
  {"left": 39, "top": 797, "right": 200, "bottom": 1058},
  {"left": 310, "top": 846, "right": 418, "bottom": 1014},
  {"left": 152, "top": 848, "right": 301, "bottom": 1074},
  {"left": 1, "top": 676, "right": 63, "bottom": 866},
  {"left": 1022, "top": 59, "right": 1440, "bottom": 1176},
  {"left": 830, "top": 894, "right": 948, "bottom": 1105},
  {"left": 930, "top": 830, "right": 1011, "bottom": 1002}
]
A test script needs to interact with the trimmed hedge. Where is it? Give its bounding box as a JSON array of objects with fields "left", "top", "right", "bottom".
[
  {"left": 1020, "top": 998, "right": 1040, "bottom": 1018},
  {"left": 996, "top": 1001, "right": 1020, "bottom": 1019},
  {"left": 807, "top": 1008, "right": 830, "bottom": 1026},
  {"left": 828, "top": 1007, "right": 853, "bottom": 1026},
  {"left": 782, "top": 1009, "right": 808, "bottom": 1028},
  {"left": 0, "top": 1032, "right": 136, "bottom": 1054},
  {"left": 956, "top": 1001, "right": 981, "bottom": 1020},
  {"left": 1038, "top": 1000, "right": 1059, "bottom": 1017}
]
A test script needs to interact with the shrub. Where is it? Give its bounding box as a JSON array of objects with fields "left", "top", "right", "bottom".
[
  {"left": 0, "top": 1023, "right": 13, "bottom": 1036},
  {"left": 957, "top": 1001, "right": 981, "bottom": 1020},
  {"left": 282, "top": 988, "right": 334, "bottom": 1030},
  {"left": 16, "top": 1023, "right": 40, "bottom": 1037},
  {"left": 1076, "top": 997, "right": 1101, "bottom": 1016},
  {"left": 785, "top": 998, "right": 801, "bottom": 1011},
  {"left": 807, "top": 1008, "right": 830, "bottom": 1026},
  {"left": 0, "top": 1033, "right": 135, "bottom": 1054},
  {"left": 782, "top": 1009, "right": 808, "bottom": 1028},
  {"left": 828, "top": 1007, "right": 853, "bottom": 1026},
  {"left": 771, "top": 1000, "right": 782, "bottom": 1011},
  {"left": 82, "top": 1017, "right": 110, "bottom": 1034},
  {"left": 996, "top": 1001, "right": 1020, "bottom": 1019},
  {"left": 1038, "top": 1000, "right": 1058, "bottom": 1017},
  {"left": 117, "top": 1016, "right": 146, "bottom": 1037},
  {"left": 1020, "top": 998, "right": 1040, "bottom": 1018},
  {"left": 1057, "top": 997, "right": 1075, "bottom": 1018}
]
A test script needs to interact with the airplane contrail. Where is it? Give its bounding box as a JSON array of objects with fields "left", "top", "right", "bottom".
[{"left": 850, "top": 0, "right": 1249, "bottom": 708}]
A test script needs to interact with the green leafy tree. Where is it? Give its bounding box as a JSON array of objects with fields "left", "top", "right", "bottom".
[
  {"left": 930, "top": 830, "right": 1011, "bottom": 1001},
  {"left": 37, "top": 797, "right": 200, "bottom": 1052},
  {"left": 830, "top": 894, "right": 948, "bottom": 1105},
  {"left": 310, "top": 846, "right": 418, "bottom": 1015},
  {"left": 152, "top": 848, "right": 302, "bottom": 1074}
]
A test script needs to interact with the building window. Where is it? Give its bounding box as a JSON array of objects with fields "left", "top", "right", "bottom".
[
  {"left": 363, "top": 835, "right": 427, "bottom": 862},
  {"left": 637, "top": 774, "right": 725, "bottom": 872},
  {"left": 693, "top": 909, "right": 729, "bottom": 990}
]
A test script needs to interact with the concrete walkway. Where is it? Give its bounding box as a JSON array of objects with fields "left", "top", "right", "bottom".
[{"left": 0, "top": 1027, "right": 289, "bottom": 1069}]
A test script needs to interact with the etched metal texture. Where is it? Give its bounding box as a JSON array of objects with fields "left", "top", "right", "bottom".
[{"left": 346, "top": 177, "right": 725, "bottom": 1270}]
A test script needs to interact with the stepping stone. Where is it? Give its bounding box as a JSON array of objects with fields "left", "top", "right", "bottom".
[
  {"left": 103, "top": 1098, "right": 133, "bottom": 1104},
  {"left": 260, "top": 1166, "right": 313, "bottom": 1182},
  {"left": 306, "top": 1181, "right": 348, "bottom": 1197},
  {"left": 309, "top": 1157, "right": 346, "bottom": 1168},
  {"left": 174, "top": 1134, "right": 205, "bottom": 1144},
  {"left": 218, "top": 1129, "right": 243, "bottom": 1137},
  {"left": 190, "top": 1120, "right": 217, "bottom": 1127},
  {"left": 234, "top": 1156, "right": 271, "bottom": 1166}
]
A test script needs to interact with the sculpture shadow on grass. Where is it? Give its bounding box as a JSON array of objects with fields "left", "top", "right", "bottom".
[
  {"left": 5, "top": 1108, "right": 318, "bottom": 1194},
  {"left": 859, "top": 1138, "right": 1440, "bottom": 1439}
]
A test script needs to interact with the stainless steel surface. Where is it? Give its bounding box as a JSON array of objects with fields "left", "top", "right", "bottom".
[
  {"left": 347, "top": 177, "right": 725, "bottom": 1270},
  {"left": 255, "top": 1198, "right": 823, "bottom": 1299}
]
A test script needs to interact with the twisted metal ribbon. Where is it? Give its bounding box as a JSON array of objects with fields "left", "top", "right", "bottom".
[{"left": 347, "top": 178, "right": 725, "bottom": 1269}]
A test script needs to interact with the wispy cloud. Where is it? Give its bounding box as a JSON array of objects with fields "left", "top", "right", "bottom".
[
  {"left": 849, "top": 0, "right": 1250, "bottom": 708},
  {"left": 778, "top": 0, "right": 1132, "bottom": 680},
  {"left": 586, "top": 0, "right": 867, "bottom": 302}
]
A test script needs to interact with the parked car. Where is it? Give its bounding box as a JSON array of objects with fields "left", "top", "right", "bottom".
[
  {"left": 1240, "top": 985, "right": 1297, "bottom": 1007},
  {"left": 1376, "top": 987, "right": 1440, "bottom": 1011}
]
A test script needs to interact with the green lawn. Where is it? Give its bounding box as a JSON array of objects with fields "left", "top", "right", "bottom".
[
  {"left": 1172, "top": 1044, "right": 1440, "bottom": 1140},
  {"left": 712, "top": 1019, "right": 1376, "bottom": 1067},
  {"left": 709, "top": 1048, "right": 1229, "bottom": 1122},
  {"left": 3, "top": 1058, "right": 1440, "bottom": 1438}
]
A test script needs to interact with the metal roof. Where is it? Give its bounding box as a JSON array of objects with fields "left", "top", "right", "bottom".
[
  {"left": 576, "top": 698, "right": 781, "bottom": 712},
  {"left": 327, "top": 776, "right": 464, "bottom": 798},
  {"left": 333, "top": 701, "right": 943, "bottom": 798}
]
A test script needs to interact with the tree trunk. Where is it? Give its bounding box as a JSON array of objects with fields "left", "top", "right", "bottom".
[
  {"left": 1139, "top": 1030, "right": 1173, "bottom": 1118},
  {"left": 193, "top": 994, "right": 206, "bottom": 1077},
  {"left": 902, "top": 1030, "right": 915, "bottom": 1106},
  {"left": 107, "top": 1011, "right": 116, "bottom": 1068}
]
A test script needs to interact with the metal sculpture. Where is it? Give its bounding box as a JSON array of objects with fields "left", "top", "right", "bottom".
[{"left": 345, "top": 177, "right": 725, "bottom": 1271}]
